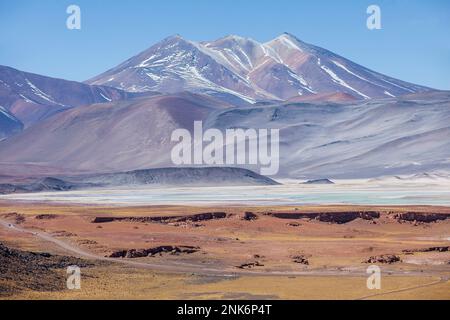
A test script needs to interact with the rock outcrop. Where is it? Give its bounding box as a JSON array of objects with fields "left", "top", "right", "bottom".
[
  {"left": 292, "top": 255, "right": 309, "bottom": 265},
  {"left": 242, "top": 212, "right": 258, "bottom": 221},
  {"left": 402, "top": 246, "right": 449, "bottom": 253},
  {"left": 392, "top": 212, "right": 449, "bottom": 223},
  {"left": 1, "top": 212, "right": 25, "bottom": 224},
  {"left": 108, "top": 246, "right": 200, "bottom": 258},
  {"left": 269, "top": 211, "right": 380, "bottom": 224},
  {"left": 363, "top": 254, "right": 401, "bottom": 264},
  {"left": 235, "top": 261, "right": 264, "bottom": 269},
  {"left": 92, "top": 212, "right": 227, "bottom": 224},
  {"left": 35, "top": 214, "right": 58, "bottom": 220}
]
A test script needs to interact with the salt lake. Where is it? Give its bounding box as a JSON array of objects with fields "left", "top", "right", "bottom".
[{"left": 1, "top": 179, "right": 450, "bottom": 206}]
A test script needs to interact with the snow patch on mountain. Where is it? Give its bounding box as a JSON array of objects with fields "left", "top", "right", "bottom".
[
  {"left": 384, "top": 90, "right": 396, "bottom": 98},
  {"left": 0, "top": 106, "right": 17, "bottom": 121},
  {"left": 24, "top": 78, "right": 61, "bottom": 105},
  {"left": 99, "top": 92, "right": 112, "bottom": 102},
  {"left": 320, "top": 64, "right": 370, "bottom": 99}
]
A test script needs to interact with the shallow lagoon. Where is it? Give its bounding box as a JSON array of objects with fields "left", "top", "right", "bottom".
[{"left": 1, "top": 179, "right": 450, "bottom": 206}]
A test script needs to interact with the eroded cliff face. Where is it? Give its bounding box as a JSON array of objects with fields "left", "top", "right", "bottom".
[
  {"left": 392, "top": 212, "right": 450, "bottom": 223},
  {"left": 109, "top": 246, "right": 200, "bottom": 259},
  {"left": 268, "top": 211, "right": 380, "bottom": 224},
  {"left": 267, "top": 211, "right": 450, "bottom": 224},
  {"left": 91, "top": 212, "right": 228, "bottom": 224}
]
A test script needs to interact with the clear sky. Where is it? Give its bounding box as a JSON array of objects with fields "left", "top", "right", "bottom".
[{"left": 1, "top": 0, "right": 449, "bottom": 89}]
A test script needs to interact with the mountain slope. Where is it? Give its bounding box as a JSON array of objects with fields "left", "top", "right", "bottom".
[
  {"left": 73, "top": 167, "right": 279, "bottom": 187},
  {"left": 205, "top": 91, "right": 450, "bottom": 178},
  {"left": 0, "top": 167, "right": 278, "bottom": 194},
  {"left": 0, "top": 106, "right": 23, "bottom": 140},
  {"left": 88, "top": 33, "right": 433, "bottom": 101},
  {"left": 0, "top": 65, "right": 131, "bottom": 126},
  {"left": 0, "top": 91, "right": 448, "bottom": 178},
  {"left": 87, "top": 35, "right": 267, "bottom": 103},
  {"left": 262, "top": 33, "right": 429, "bottom": 100},
  {"left": 0, "top": 92, "right": 233, "bottom": 173}
]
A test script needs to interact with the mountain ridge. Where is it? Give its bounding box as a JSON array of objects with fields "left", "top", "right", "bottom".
[
  {"left": 0, "top": 65, "right": 132, "bottom": 127},
  {"left": 1, "top": 90, "right": 449, "bottom": 178},
  {"left": 87, "top": 33, "right": 433, "bottom": 101}
]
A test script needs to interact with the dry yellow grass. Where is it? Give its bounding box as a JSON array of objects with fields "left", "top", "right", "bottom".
[
  {"left": 1, "top": 202, "right": 449, "bottom": 300},
  {"left": 7, "top": 265, "right": 450, "bottom": 300}
]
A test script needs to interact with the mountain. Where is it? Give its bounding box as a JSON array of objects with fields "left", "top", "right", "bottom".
[
  {"left": 0, "top": 106, "right": 22, "bottom": 140},
  {"left": 0, "top": 92, "right": 234, "bottom": 174},
  {"left": 0, "top": 33, "right": 444, "bottom": 179},
  {"left": 87, "top": 35, "right": 265, "bottom": 103},
  {"left": 0, "top": 65, "right": 131, "bottom": 126},
  {"left": 72, "top": 167, "right": 279, "bottom": 187},
  {"left": 0, "top": 177, "right": 89, "bottom": 194},
  {"left": 0, "top": 167, "right": 278, "bottom": 194},
  {"left": 205, "top": 91, "right": 450, "bottom": 178},
  {"left": 1, "top": 90, "right": 448, "bottom": 178},
  {"left": 88, "top": 33, "right": 433, "bottom": 101}
]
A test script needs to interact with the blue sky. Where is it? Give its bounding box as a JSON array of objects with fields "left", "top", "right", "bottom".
[{"left": 1, "top": 0, "right": 449, "bottom": 89}]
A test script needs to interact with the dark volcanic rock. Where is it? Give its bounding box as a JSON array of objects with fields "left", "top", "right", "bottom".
[
  {"left": 176, "top": 212, "right": 227, "bottom": 223},
  {"left": 242, "top": 212, "right": 258, "bottom": 221},
  {"left": 235, "top": 261, "right": 264, "bottom": 269},
  {"left": 287, "top": 222, "right": 301, "bottom": 227},
  {"left": 91, "top": 217, "right": 116, "bottom": 223},
  {"left": 35, "top": 214, "right": 58, "bottom": 220},
  {"left": 292, "top": 255, "right": 309, "bottom": 265},
  {"left": 316, "top": 212, "right": 361, "bottom": 224},
  {"left": 363, "top": 254, "right": 401, "bottom": 264},
  {"left": 269, "top": 211, "right": 380, "bottom": 224},
  {"left": 1, "top": 212, "right": 25, "bottom": 224},
  {"left": 393, "top": 212, "right": 449, "bottom": 223},
  {"left": 402, "top": 246, "right": 449, "bottom": 253},
  {"left": 108, "top": 246, "right": 200, "bottom": 258},
  {"left": 92, "top": 212, "right": 227, "bottom": 224}
]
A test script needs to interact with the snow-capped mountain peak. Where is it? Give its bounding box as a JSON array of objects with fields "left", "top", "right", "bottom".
[
  {"left": 87, "top": 33, "right": 433, "bottom": 102},
  {"left": 268, "top": 33, "right": 307, "bottom": 52}
]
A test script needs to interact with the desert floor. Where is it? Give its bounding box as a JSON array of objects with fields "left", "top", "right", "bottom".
[{"left": 0, "top": 202, "right": 449, "bottom": 300}]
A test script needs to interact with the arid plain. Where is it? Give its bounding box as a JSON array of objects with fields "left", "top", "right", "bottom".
[{"left": 1, "top": 201, "right": 449, "bottom": 300}]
